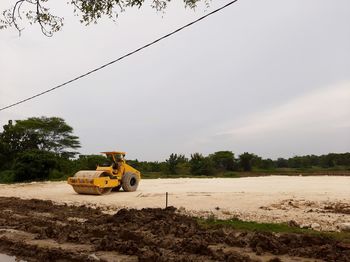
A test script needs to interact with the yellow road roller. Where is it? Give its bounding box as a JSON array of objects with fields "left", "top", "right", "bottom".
[{"left": 67, "top": 151, "right": 141, "bottom": 195}]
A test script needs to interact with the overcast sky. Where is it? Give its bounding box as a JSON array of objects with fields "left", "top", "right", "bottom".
[{"left": 0, "top": 0, "right": 349, "bottom": 161}]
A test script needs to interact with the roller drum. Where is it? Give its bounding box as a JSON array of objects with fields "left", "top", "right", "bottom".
[
  {"left": 70, "top": 170, "right": 112, "bottom": 195},
  {"left": 73, "top": 170, "right": 109, "bottom": 179},
  {"left": 72, "top": 185, "right": 112, "bottom": 195}
]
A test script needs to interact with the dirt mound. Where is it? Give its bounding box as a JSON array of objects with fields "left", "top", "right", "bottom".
[
  {"left": 0, "top": 197, "right": 349, "bottom": 261},
  {"left": 324, "top": 202, "right": 350, "bottom": 215}
]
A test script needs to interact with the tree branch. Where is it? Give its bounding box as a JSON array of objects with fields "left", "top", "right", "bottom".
[{"left": 1, "top": 0, "right": 205, "bottom": 37}]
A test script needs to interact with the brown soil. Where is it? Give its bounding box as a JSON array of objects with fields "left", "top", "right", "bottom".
[
  {"left": 324, "top": 202, "right": 350, "bottom": 215},
  {"left": 0, "top": 197, "right": 349, "bottom": 262}
]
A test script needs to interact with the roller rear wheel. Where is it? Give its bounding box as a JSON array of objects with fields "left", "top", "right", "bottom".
[{"left": 122, "top": 172, "right": 139, "bottom": 192}]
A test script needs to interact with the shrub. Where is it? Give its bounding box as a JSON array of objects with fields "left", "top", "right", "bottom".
[
  {"left": 13, "top": 150, "right": 58, "bottom": 182},
  {"left": 0, "top": 170, "right": 15, "bottom": 183},
  {"left": 190, "top": 153, "right": 214, "bottom": 176}
]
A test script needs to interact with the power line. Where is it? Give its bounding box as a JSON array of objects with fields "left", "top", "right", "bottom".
[{"left": 0, "top": 0, "right": 239, "bottom": 112}]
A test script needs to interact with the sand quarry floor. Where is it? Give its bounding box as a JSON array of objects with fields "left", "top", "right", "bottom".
[{"left": 0, "top": 176, "right": 349, "bottom": 231}]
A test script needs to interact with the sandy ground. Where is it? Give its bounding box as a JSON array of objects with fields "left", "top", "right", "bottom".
[{"left": 0, "top": 176, "right": 349, "bottom": 231}]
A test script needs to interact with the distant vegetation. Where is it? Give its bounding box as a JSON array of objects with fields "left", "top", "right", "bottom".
[
  {"left": 128, "top": 151, "right": 350, "bottom": 179},
  {"left": 0, "top": 116, "right": 349, "bottom": 183}
]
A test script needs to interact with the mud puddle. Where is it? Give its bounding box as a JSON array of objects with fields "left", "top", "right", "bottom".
[{"left": 0, "top": 197, "right": 349, "bottom": 261}]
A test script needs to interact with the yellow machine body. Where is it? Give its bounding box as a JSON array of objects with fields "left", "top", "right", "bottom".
[{"left": 67, "top": 151, "right": 141, "bottom": 195}]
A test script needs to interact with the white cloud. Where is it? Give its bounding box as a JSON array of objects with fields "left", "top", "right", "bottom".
[
  {"left": 219, "top": 82, "right": 350, "bottom": 137},
  {"left": 196, "top": 82, "right": 350, "bottom": 158}
]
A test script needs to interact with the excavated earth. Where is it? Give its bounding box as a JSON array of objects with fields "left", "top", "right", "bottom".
[{"left": 0, "top": 197, "right": 349, "bottom": 262}]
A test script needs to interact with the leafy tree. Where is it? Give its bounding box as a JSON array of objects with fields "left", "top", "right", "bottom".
[
  {"left": 190, "top": 153, "right": 214, "bottom": 176},
  {"left": 334, "top": 153, "right": 350, "bottom": 166},
  {"left": 0, "top": 0, "right": 204, "bottom": 36},
  {"left": 319, "top": 154, "right": 335, "bottom": 168},
  {"left": 0, "top": 117, "right": 80, "bottom": 159},
  {"left": 165, "top": 153, "right": 187, "bottom": 174},
  {"left": 0, "top": 120, "right": 37, "bottom": 158},
  {"left": 165, "top": 153, "right": 177, "bottom": 174},
  {"left": 150, "top": 161, "right": 163, "bottom": 172},
  {"left": 238, "top": 152, "right": 257, "bottom": 172},
  {"left": 141, "top": 161, "right": 162, "bottom": 172},
  {"left": 308, "top": 155, "right": 320, "bottom": 166},
  {"left": 275, "top": 158, "right": 288, "bottom": 168},
  {"left": 210, "top": 151, "right": 235, "bottom": 171},
  {"left": 176, "top": 161, "right": 191, "bottom": 175},
  {"left": 257, "top": 158, "right": 275, "bottom": 170},
  {"left": 288, "top": 156, "right": 307, "bottom": 169}
]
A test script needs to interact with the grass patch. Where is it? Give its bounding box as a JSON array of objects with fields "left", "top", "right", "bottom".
[{"left": 199, "top": 217, "right": 350, "bottom": 242}]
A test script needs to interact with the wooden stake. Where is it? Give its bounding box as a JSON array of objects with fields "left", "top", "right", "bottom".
[{"left": 166, "top": 192, "right": 168, "bottom": 208}]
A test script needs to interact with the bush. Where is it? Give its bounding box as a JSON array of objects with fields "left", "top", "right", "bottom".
[
  {"left": 48, "top": 169, "right": 67, "bottom": 180},
  {"left": 73, "top": 155, "right": 107, "bottom": 171},
  {"left": 190, "top": 153, "right": 214, "bottom": 176},
  {"left": 239, "top": 152, "right": 257, "bottom": 171},
  {"left": 0, "top": 170, "right": 15, "bottom": 183},
  {"left": 210, "top": 151, "right": 236, "bottom": 171},
  {"left": 13, "top": 150, "right": 58, "bottom": 182}
]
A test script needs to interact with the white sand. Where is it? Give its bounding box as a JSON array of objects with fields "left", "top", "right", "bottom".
[{"left": 0, "top": 176, "right": 349, "bottom": 231}]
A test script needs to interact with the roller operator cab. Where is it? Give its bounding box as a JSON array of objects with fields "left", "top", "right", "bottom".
[{"left": 67, "top": 151, "right": 141, "bottom": 195}]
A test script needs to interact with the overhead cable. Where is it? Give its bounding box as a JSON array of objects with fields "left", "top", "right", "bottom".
[{"left": 0, "top": 0, "right": 239, "bottom": 111}]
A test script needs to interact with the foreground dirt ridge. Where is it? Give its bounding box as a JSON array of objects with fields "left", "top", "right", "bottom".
[{"left": 0, "top": 197, "right": 349, "bottom": 262}]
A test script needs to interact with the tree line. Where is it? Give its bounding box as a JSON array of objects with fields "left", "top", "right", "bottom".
[
  {"left": 0, "top": 116, "right": 349, "bottom": 182},
  {"left": 129, "top": 151, "right": 350, "bottom": 176}
]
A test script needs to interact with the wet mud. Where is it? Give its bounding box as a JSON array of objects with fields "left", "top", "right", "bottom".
[{"left": 0, "top": 197, "right": 349, "bottom": 261}]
